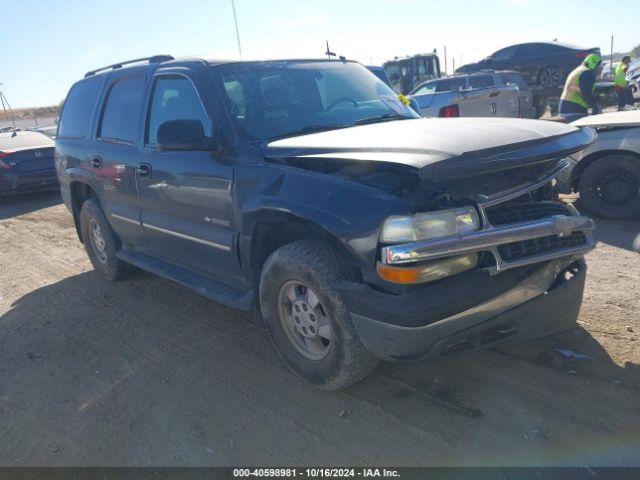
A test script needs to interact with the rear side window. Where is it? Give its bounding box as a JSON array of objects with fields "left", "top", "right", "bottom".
[
  {"left": 57, "top": 77, "right": 102, "bottom": 139},
  {"left": 146, "top": 76, "right": 209, "bottom": 145},
  {"left": 412, "top": 77, "right": 465, "bottom": 95},
  {"left": 469, "top": 75, "right": 494, "bottom": 88},
  {"left": 492, "top": 46, "right": 517, "bottom": 61},
  {"left": 501, "top": 73, "right": 527, "bottom": 90},
  {"left": 99, "top": 76, "right": 146, "bottom": 143},
  {"left": 519, "top": 44, "right": 560, "bottom": 58}
]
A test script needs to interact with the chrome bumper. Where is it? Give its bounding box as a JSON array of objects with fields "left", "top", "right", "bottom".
[{"left": 381, "top": 214, "right": 596, "bottom": 273}]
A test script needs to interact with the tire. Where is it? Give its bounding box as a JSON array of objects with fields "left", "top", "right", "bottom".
[
  {"left": 578, "top": 154, "right": 640, "bottom": 220},
  {"left": 259, "top": 240, "right": 379, "bottom": 391},
  {"left": 79, "top": 198, "right": 131, "bottom": 280},
  {"left": 538, "top": 66, "right": 564, "bottom": 88}
]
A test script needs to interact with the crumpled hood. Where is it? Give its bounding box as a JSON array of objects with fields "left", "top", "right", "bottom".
[{"left": 264, "top": 117, "right": 596, "bottom": 180}]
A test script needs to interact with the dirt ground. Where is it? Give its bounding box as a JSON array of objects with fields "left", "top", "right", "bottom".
[{"left": 0, "top": 191, "right": 638, "bottom": 467}]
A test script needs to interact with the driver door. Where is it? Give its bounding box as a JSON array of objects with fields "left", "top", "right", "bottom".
[{"left": 136, "top": 70, "right": 243, "bottom": 283}]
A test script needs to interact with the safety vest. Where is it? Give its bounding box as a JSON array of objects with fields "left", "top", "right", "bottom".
[
  {"left": 614, "top": 63, "right": 628, "bottom": 88},
  {"left": 561, "top": 65, "right": 591, "bottom": 109}
]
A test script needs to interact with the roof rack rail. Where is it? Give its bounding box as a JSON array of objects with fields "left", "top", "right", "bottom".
[{"left": 84, "top": 55, "right": 174, "bottom": 78}]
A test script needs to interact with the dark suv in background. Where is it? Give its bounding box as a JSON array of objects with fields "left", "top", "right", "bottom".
[
  {"left": 456, "top": 42, "right": 600, "bottom": 88},
  {"left": 56, "top": 55, "right": 596, "bottom": 390}
]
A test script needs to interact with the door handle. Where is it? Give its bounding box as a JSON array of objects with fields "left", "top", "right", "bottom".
[
  {"left": 137, "top": 163, "right": 152, "bottom": 178},
  {"left": 90, "top": 155, "right": 102, "bottom": 169}
]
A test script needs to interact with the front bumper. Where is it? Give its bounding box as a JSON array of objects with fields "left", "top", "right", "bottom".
[
  {"left": 344, "top": 259, "right": 586, "bottom": 361},
  {"left": 0, "top": 170, "right": 58, "bottom": 194},
  {"left": 381, "top": 214, "right": 595, "bottom": 274}
]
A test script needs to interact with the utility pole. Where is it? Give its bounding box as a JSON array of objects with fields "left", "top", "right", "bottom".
[
  {"left": 610, "top": 35, "right": 614, "bottom": 78},
  {"left": 230, "top": 0, "right": 242, "bottom": 57},
  {"left": 444, "top": 45, "right": 448, "bottom": 75}
]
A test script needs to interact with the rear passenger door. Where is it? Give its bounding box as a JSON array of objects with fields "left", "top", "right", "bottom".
[
  {"left": 93, "top": 72, "right": 148, "bottom": 247},
  {"left": 136, "top": 70, "right": 242, "bottom": 282}
]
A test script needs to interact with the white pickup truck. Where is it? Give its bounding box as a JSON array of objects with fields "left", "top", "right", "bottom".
[{"left": 409, "top": 71, "right": 528, "bottom": 118}]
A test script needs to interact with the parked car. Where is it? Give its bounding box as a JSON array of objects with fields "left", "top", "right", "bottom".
[
  {"left": 497, "top": 70, "right": 537, "bottom": 118},
  {"left": 383, "top": 54, "right": 441, "bottom": 94},
  {"left": 456, "top": 42, "right": 600, "bottom": 89},
  {"left": 0, "top": 129, "right": 57, "bottom": 195},
  {"left": 28, "top": 125, "right": 58, "bottom": 138},
  {"left": 366, "top": 65, "right": 392, "bottom": 87},
  {"left": 57, "top": 55, "right": 597, "bottom": 390},
  {"left": 598, "top": 61, "right": 620, "bottom": 82},
  {"left": 557, "top": 111, "right": 640, "bottom": 219},
  {"left": 408, "top": 72, "right": 521, "bottom": 118}
]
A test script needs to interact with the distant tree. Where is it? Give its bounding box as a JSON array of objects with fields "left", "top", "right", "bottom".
[{"left": 631, "top": 44, "right": 640, "bottom": 58}]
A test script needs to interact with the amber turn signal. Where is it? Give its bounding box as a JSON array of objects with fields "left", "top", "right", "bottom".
[{"left": 377, "top": 253, "right": 478, "bottom": 285}]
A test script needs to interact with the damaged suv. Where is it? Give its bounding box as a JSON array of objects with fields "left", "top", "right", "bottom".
[{"left": 56, "top": 56, "right": 597, "bottom": 390}]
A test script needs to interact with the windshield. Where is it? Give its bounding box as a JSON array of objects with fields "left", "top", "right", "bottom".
[{"left": 215, "top": 61, "right": 418, "bottom": 142}]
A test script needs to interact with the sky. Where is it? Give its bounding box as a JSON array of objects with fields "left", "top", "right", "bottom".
[{"left": 2, "top": 0, "right": 637, "bottom": 108}]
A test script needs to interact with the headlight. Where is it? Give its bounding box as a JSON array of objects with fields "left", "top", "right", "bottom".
[{"left": 380, "top": 206, "right": 480, "bottom": 243}]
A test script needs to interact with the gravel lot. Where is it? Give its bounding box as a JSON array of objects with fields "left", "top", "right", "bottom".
[{"left": 0, "top": 191, "right": 638, "bottom": 466}]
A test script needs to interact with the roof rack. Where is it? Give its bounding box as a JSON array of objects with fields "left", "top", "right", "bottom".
[{"left": 84, "top": 55, "right": 174, "bottom": 78}]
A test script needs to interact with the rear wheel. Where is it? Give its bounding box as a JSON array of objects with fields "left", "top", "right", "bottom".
[
  {"left": 259, "top": 240, "right": 379, "bottom": 390},
  {"left": 538, "top": 66, "right": 564, "bottom": 87},
  {"left": 578, "top": 154, "right": 640, "bottom": 220},
  {"left": 80, "top": 198, "right": 131, "bottom": 280}
]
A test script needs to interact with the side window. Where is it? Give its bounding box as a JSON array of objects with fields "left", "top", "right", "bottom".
[
  {"left": 223, "top": 80, "right": 246, "bottom": 119},
  {"left": 58, "top": 77, "right": 102, "bottom": 139},
  {"left": 147, "top": 76, "right": 209, "bottom": 145},
  {"left": 469, "top": 75, "right": 494, "bottom": 88},
  {"left": 492, "top": 47, "right": 517, "bottom": 61},
  {"left": 99, "top": 76, "right": 146, "bottom": 143},
  {"left": 501, "top": 73, "right": 527, "bottom": 90}
]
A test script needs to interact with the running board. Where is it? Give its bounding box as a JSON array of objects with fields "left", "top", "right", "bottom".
[{"left": 117, "top": 249, "right": 254, "bottom": 311}]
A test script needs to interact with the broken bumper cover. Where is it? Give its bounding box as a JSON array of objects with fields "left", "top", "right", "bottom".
[{"left": 342, "top": 259, "right": 586, "bottom": 362}]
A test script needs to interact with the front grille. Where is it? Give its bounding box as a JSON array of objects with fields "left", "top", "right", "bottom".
[
  {"left": 498, "top": 232, "right": 587, "bottom": 262},
  {"left": 485, "top": 201, "right": 571, "bottom": 226}
]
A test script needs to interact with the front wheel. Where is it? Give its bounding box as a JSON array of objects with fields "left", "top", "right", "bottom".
[
  {"left": 259, "top": 240, "right": 379, "bottom": 390},
  {"left": 578, "top": 155, "right": 640, "bottom": 220}
]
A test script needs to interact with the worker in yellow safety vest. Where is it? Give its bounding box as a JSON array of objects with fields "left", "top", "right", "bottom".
[
  {"left": 559, "top": 53, "right": 601, "bottom": 118},
  {"left": 615, "top": 56, "right": 635, "bottom": 111}
]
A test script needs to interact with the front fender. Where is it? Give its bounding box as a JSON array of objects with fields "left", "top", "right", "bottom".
[{"left": 235, "top": 163, "right": 412, "bottom": 272}]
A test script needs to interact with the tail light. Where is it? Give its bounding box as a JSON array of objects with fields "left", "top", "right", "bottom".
[
  {"left": 439, "top": 105, "right": 459, "bottom": 117},
  {"left": 575, "top": 52, "right": 588, "bottom": 59}
]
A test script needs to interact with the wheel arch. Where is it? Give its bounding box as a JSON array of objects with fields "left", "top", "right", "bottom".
[
  {"left": 571, "top": 149, "right": 640, "bottom": 191},
  {"left": 240, "top": 209, "right": 362, "bottom": 285},
  {"left": 69, "top": 180, "right": 100, "bottom": 242}
]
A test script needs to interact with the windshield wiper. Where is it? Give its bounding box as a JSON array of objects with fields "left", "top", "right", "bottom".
[{"left": 355, "top": 113, "right": 413, "bottom": 125}]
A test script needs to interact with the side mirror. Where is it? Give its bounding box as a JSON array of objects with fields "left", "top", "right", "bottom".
[{"left": 157, "top": 119, "right": 218, "bottom": 151}]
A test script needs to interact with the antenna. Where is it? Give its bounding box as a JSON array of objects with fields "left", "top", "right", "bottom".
[
  {"left": 325, "top": 41, "right": 336, "bottom": 60},
  {"left": 230, "top": 0, "right": 243, "bottom": 57},
  {"left": 0, "top": 84, "right": 16, "bottom": 130}
]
